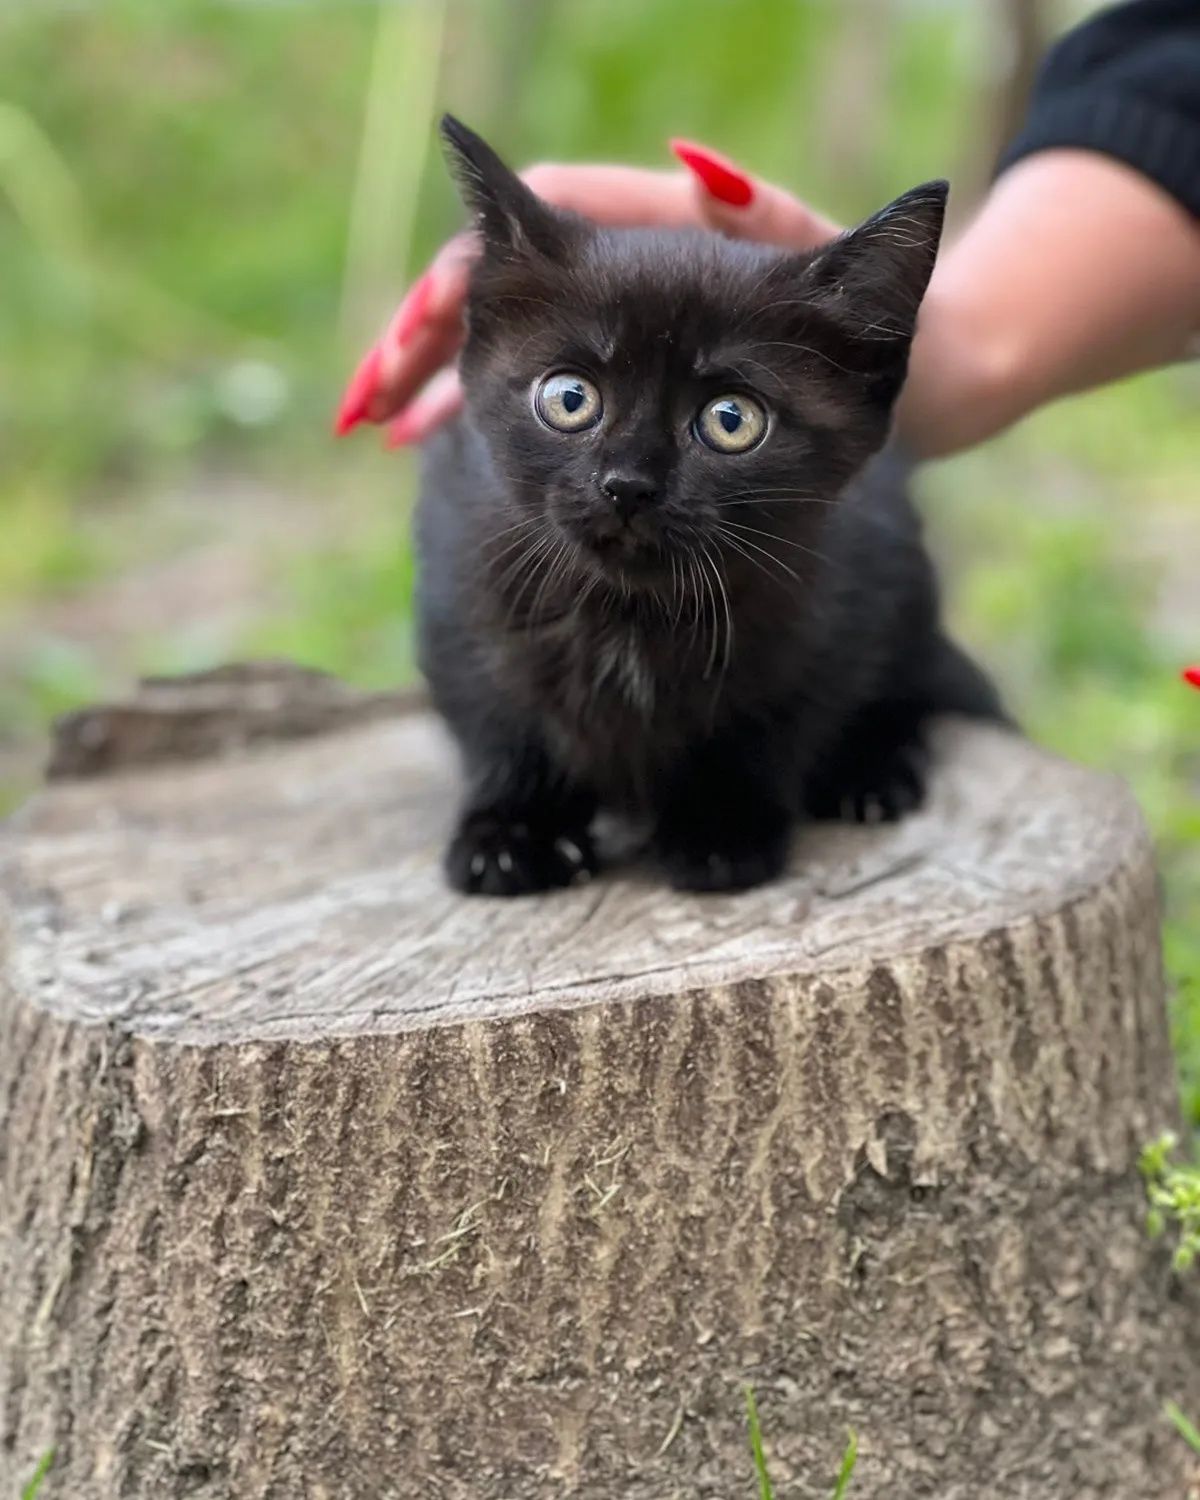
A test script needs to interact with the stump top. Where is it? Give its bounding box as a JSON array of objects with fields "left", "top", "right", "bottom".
[{"left": 0, "top": 681, "right": 1148, "bottom": 1044}]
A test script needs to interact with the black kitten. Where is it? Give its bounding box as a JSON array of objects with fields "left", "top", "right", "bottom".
[{"left": 416, "top": 116, "right": 1004, "bottom": 896}]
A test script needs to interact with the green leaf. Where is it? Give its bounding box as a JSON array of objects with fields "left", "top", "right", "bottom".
[
  {"left": 1139, "top": 1133, "right": 1200, "bottom": 1272},
  {"left": 1165, "top": 1400, "right": 1200, "bottom": 1456},
  {"left": 1139, "top": 1132, "right": 1177, "bottom": 1182},
  {"left": 832, "top": 1428, "right": 858, "bottom": 1500},
  {"left": 744, "top": 1385, "right": 774, "bottom": 1500},
  {"left": 22, "top": 1449, "right": 55, "bottom": 1500}
]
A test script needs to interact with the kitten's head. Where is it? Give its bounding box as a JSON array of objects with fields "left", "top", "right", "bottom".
[{"left": 442, "top": 115, "right": 946, "bottom": 594}]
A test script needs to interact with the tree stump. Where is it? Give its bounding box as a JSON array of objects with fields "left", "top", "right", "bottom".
[{"left": 1, "top": 666, "right": 1195, "bottom": 1499}]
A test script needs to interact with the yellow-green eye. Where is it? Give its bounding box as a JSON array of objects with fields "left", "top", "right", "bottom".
[
  {"left": 535, "top": 372, "right": 603, "bottom": 433},
  {"left": 696, "top": 393, "right": 767, "bottom": 454}
]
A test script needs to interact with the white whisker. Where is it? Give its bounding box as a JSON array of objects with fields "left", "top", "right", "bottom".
[
  {"left": 715, "top": 525, "right": 805, "bottom": 587},
  {"left": 719, "top": 518, "right": 832, "bottom": 568},
  {"left": 702, "top": 541, "right": 733, "bottom": 679}
]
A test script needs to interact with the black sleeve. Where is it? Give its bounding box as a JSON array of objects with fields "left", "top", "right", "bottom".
[{"left": 997, "top": 0, "right": 1200, "bottom": 217}]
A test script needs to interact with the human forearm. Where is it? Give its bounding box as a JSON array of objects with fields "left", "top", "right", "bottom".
[{"left": 898, "top": 149, "right": 1200, "bottom": 458}]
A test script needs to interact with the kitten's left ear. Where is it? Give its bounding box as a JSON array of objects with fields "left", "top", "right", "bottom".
[
  {"left": 440, "top": 114, "right": 572, "bottom": 262},
  {"left": 803, "top": 179, "right": 949, "bottom": 339}
]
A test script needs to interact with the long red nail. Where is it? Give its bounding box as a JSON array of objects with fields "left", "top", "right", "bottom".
[
  {"left": 670, "top": 139, "right": 754, "bottom": 208},
  {"left": 391, "top": 271, "right": 435, "bottom": 349},
  {"left": 334, "top": 344, "right": 383, "bottom": 436},
  {"left": 1183, "top": 665, "right": 1200, "bottom": 689}
]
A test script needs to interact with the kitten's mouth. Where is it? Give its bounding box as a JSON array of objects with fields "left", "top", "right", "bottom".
[
  {"left": 569, "top": 526, "right": 668, "bottom": 588},
  {"left": 550, "top": 495, "right": 679, "bottom": 590}
]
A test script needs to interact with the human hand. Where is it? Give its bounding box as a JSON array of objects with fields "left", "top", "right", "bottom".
[{"left": 333, "top": 140, "right": 842, "bottom": 447}]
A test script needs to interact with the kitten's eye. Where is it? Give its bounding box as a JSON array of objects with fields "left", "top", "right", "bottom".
[
  {"left": 535, "top": 372, "right": 603, "bottom": 433},
  {"left": 695, "top": 394, "right": 767, "bottom": 454}
]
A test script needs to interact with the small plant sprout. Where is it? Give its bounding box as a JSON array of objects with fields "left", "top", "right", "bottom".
[
  {"left": 745, "top": 1385, "right": 775, "bottom": 1500},
  {"left": 744, "top": 1386, "right": 858, "bottom": 1499},
  {"left": 1140, "top": 1132, "right": 1200, "bottom": 1272},
  {"left": 1165, "top": 1399, "right": 1200, "bottom": 1456},
  {"left": 22, "top": 1449, "right": 55, "bottom": 1500},
  {"left": 832, "top": 1428, "right": 859, "bottom": 1499}
]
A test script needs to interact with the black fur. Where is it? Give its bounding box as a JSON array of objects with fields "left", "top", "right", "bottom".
[{"left": 417, "top": 116, "right": 1005, "bottom": 895}]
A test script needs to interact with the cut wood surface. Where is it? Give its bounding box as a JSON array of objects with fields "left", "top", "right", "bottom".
[{"left": 1, "top": 666, "right": 1196, "bottom": 1499}]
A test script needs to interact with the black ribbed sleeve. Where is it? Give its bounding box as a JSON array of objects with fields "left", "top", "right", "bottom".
[{"left": 997, "top": 0, "right": 1200, "bottom": 217}]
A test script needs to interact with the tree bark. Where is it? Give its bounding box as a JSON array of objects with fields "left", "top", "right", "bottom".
[{"left": 1, "top": 667, "right": 1195, "bottom": 1499}]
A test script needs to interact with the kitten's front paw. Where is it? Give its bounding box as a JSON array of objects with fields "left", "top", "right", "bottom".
[
  {"left": 445, "top": 813, "right": 598, "bottom": 897},
  {"left": 655, "top": 815, "right": 790, "bottom": 893}
]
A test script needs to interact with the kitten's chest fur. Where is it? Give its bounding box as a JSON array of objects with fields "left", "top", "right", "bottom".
[{"left": 488, "top": 603, "right": 776, "bottom": 807}]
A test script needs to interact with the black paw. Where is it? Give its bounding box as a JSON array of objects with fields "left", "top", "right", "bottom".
[
  {"left": 445, "top": 813, "right": 598, "bottom": 897},
  {"left": 804, "top": 739, "right": 928, "bottom": 824},
  {"left": 655, "top": 815, "right": 790, "bottom": 893}
]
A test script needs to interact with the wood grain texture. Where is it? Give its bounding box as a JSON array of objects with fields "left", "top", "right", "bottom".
[
  {"left": 46, "top": 662, "right": 420, "bottom": 781},
  {"left": 1, "top": 672, "right": 1196, "bottom": 1498},
  {"left": 0, "top": 707, "right": 1163, "bottom": 1044}
]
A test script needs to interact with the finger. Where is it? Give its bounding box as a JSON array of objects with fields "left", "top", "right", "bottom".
[
  {"left": 385, "top": 366, "right": 465, "bottom": 449},
  {"left": 333, "top": 255, "right": 466, "bottom": 437},
  {"left": 520, "top": 162, "right": 701, "bottom": 228},
  {"left": 367, "top": 235, "right": 475, "bottom": 422},
  {"left": 670, "top": 139, "right": 842, "bottom": 250}
]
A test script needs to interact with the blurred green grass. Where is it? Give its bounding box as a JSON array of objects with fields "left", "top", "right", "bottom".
[{"left": 1, "top": 1, "right": 1196, "bottom": 1121}]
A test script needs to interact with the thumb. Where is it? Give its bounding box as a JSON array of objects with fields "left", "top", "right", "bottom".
[{"left": 670, "top": 139, "right": 841, "bottom": 251}]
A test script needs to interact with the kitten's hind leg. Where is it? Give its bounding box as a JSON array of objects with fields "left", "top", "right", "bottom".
[
  {"left": 803, "top": 634, "right": 1009, "bottom": 825},
  {"left": 802, "top": 700, "right": 930, "bottom": 825},
  {"left": 921, "top": 632, "right": 1012, "bottom": 727},
  {"left": 446, "top": 739, "right": 599, "bottom": 897}
]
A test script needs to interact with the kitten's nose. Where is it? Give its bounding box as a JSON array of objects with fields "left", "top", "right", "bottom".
[{"left": 600, "top": 469, "right": 659, "bottom": 520}]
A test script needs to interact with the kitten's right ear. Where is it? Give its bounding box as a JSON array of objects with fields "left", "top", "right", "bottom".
[{"left": 440, "top": 114, "right": 570, "bottom": 261}]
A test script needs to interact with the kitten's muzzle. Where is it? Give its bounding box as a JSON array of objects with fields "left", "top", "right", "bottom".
[{"left": 599, "top": 468, "right": 660, "bottom": 523}]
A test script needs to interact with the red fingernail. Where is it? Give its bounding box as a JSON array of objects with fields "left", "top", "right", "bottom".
[
  {"left": 334, "top": 344, "right": 383, "bottom": 436},
  {"left": 670, "top": 139, "right": 754, "bottom": 208},
  {"left": 1183, "top": 666, "right": 1200, "bottom": 690},
  {"left": 392, "top": 271, "right": 435, "bottom": 349}
]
